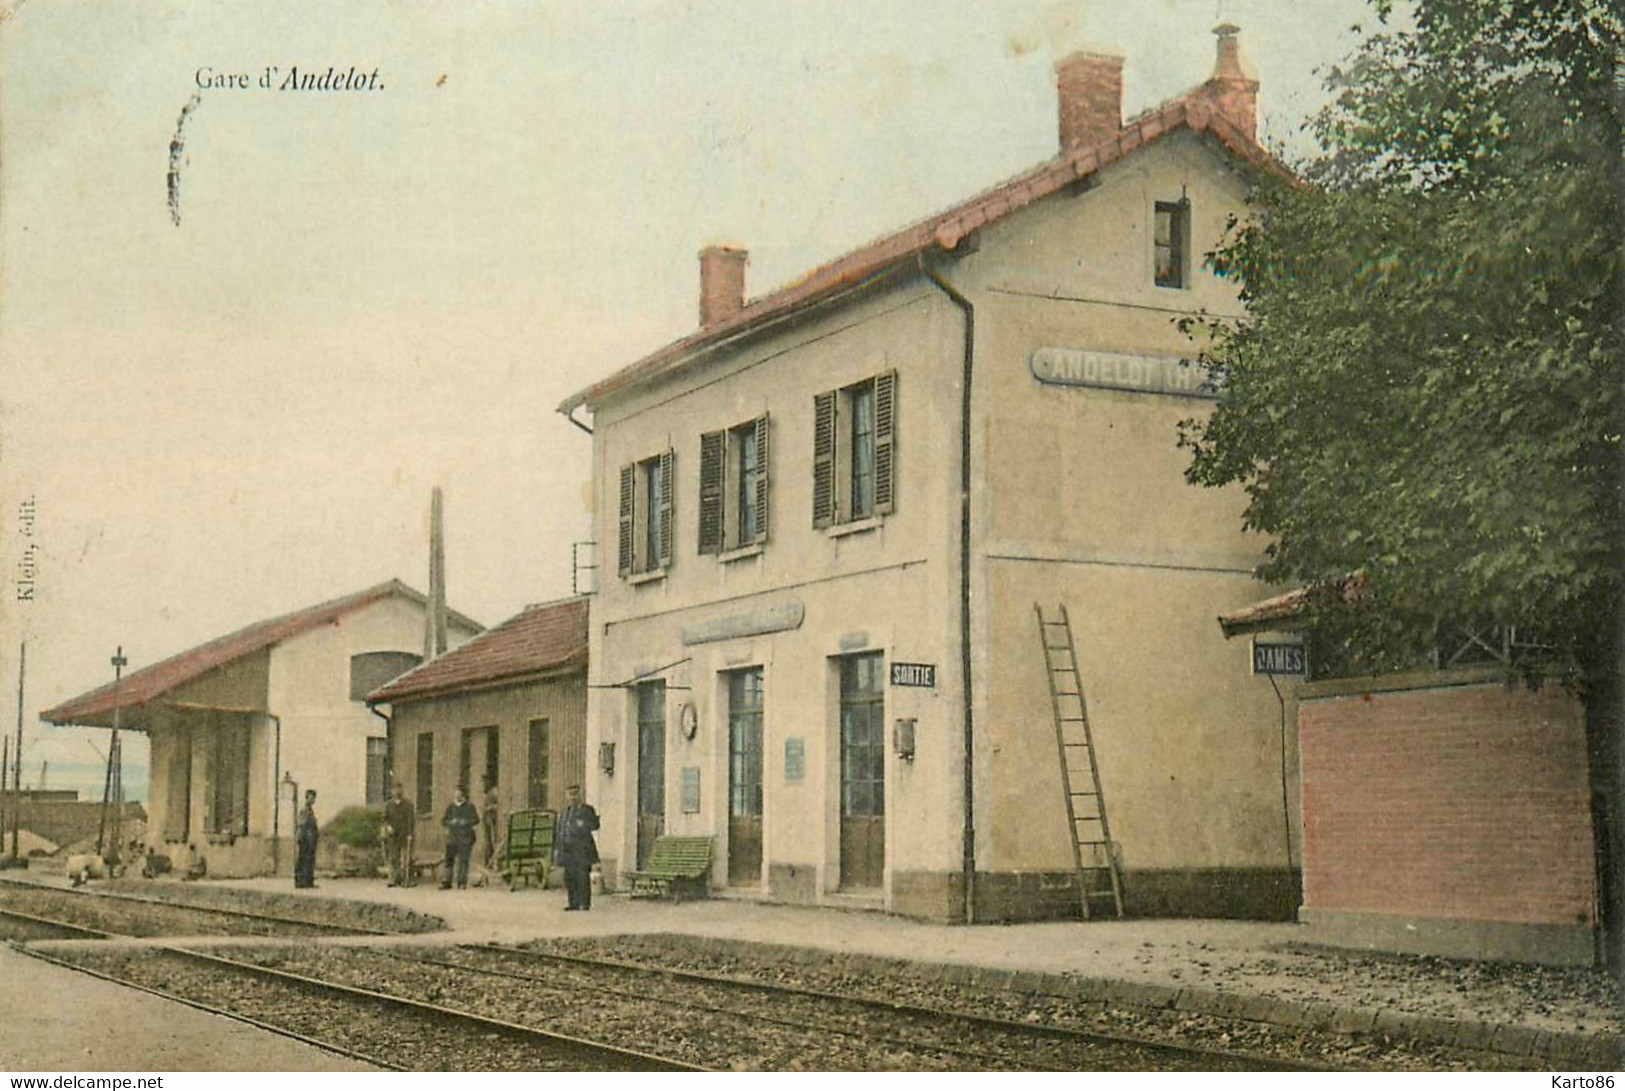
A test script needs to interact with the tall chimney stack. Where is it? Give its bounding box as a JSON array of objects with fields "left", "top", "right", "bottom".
[
  {"left": 1204, "top": 23, "right": 1259, "bottom": 141},
  {"left": 1055, "top": 52, "right": 1123, "bottom": 153},
  {"left": 425, "top": 486, "right": 447, "bottom": 660},
  {"left": 699, "top": 246, "right": 748, "bottom": 327}
]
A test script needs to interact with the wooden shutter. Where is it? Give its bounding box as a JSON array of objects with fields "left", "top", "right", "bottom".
[
  {"left": 874, "top": 370, "right": 897, "bottom": 515},
  {"left": 812, "top": 390, "right": 837, "bottom": 528},
  {"left": 658, "top": 448, "right": 675, "bottom": 568},
  {"left": 698, "top": 430, "right": 726, "bottom": 555},
  {"left": 617, "top": 463, "right": 635, "bottom": 577},
  {"left": 753, "top": 413, "right": 770, "bottom": 544}
]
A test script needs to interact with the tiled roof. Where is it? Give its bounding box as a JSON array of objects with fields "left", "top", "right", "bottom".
[
  {"left": 559, "top": 82, "right": 1278, "bottom": 414},
  {"left": 368, "top": 596, "right": 589, "bottom": 703},
  {"left": 41, "top": 580, "right": 481, "bottom": 725},
  {"left": 1217, "top": 573, "right": 1371, "bottom": 638}
]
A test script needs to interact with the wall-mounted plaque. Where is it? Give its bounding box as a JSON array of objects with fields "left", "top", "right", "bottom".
[
  {"left": 784, "top": 737, "right": 805, "bottom": 783},
  {"left": 680, "top": 766, "right": 701, "bottom": 813},
  {"left": 1030, "top": 347, "right": 1216, "bottom": 400}
]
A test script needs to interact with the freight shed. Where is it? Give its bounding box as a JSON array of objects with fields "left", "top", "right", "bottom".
[
  {"left": 367, "top": 596, "right": 589, "bottom": 864},
  {"left": 40, "top": 580, "right": 481, "bottom": 878},
  {"left": 557, "top": 29, "right": 1300, "bottom": 922}
]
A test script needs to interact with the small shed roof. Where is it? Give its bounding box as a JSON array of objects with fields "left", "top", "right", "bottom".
[
  {"left": 1217, "top": 573, "right": 1370, "bottom": 638},
  {"left": 42, "top": 579, "right": 481, "bottom": 726},
  {"left": 368, "top": 596, "right": 589, "bottom": 704}
]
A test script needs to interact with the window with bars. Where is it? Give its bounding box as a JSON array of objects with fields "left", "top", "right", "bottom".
[
  {"left": 813, "top": 371, "right": 896, "bottom": 528},
  {"left": 1154, "top": 199, "right": 1190, "bottom": 289},
  {"left": 699, "top": 415, "right": 770, "bottom": 555},
  {"left": 618, "top": 449, "right": 675, "bottom": 577}
]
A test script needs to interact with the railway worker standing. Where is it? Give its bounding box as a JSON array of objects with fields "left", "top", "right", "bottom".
[
  {"left": 554, "top": 784, "right": 600, "bottom": 911},
  {"left": 440, "top": 785, "right": 479, "bottom": 890},
  {"left": 382, "top": 782, "right": 416, "bottom": 887},
  {"left": 294, "top": 789, "right": 319, "bottom": 889}
]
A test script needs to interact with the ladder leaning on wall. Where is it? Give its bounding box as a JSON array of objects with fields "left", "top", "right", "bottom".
[{"left": 1034, "top": 604, "right": 1125, "bottom": 920}]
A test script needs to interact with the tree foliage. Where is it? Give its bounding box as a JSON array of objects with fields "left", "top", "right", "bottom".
[{"left": 1181, "top": 0, "right": 1625, "bottom": 678}]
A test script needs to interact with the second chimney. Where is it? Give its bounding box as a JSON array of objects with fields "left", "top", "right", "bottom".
[
  {"left": 1055, "top": 52, "right": 1123, "bottom": 153},
  {"left": 699, "top": 246, "right": 749, "bottom": 327}
]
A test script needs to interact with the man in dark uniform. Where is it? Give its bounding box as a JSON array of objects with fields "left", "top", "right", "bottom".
[
  {"left": 554, "top": 784, "right": 599, "bottom": 911},
  {"left": 294, "top": 789, "right": 319, "bottom": 889},
  {"left": 382, "top": 782, "right": 416, "bottom": 887},
  {"left": 440, "top": 785, "right": 478, "bottom": 889}
]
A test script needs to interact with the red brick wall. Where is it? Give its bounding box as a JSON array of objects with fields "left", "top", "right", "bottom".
[{"left": 1299, "top": 679, "right": 1597, "bottom": 927}]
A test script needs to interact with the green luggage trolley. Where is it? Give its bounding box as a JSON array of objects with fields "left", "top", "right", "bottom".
[{"left": 500, "top": 809, "right": 556, "bottom": 890}]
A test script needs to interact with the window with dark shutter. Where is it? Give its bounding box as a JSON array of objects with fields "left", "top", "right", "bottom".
[
  {"left": 873, "top": 370, "right": 896, "bottom": 515},
  {"left": 1154, "top": 199, "right": 1189, "bottom": 289},
  {"left": 752, "top": 413, "right": 770, "bottom": 544},
  {"left": 657, "top": 448, "right": 675, "bottom": 568},
  {"left": 618, "top": 463, "right": 635, "bottom": 577},
  {"left": 698, "top": 430, "right": 726, "bottom": 554},
  {"left": 812, "top": 390, "right": 837, "bottom": 528},
  {"left": 817, "top": 373, "right": 898, "bottom": 529}
]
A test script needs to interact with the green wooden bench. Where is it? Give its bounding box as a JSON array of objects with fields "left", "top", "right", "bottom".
[
  {"left": 624, "top": 836, "right": 714, "bottom": 900},
  {"left": 499, "top": 809, "right": 556, "bottom": 891}
]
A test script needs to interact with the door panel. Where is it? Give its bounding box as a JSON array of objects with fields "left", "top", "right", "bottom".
[
  {"left": 727, "top": 668, "right": 764, "bottom": 885},
  {"left": 636, "top": 683, "right": 666, "bottom": 869},
  {"left": 839, "top": 653, "right": 885, "bottom": 889}
]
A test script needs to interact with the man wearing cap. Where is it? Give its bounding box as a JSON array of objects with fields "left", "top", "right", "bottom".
[
  {"left": 553, "top": 784, "right": 600, "bottom": 911},
  {"left": 294, "top": 789, "right": 320, "bottom": 889},
  {"left": 440, "top": 785, "right": 479, "bottom": 890}
]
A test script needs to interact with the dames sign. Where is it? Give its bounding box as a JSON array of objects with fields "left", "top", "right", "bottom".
[{"left": 1029, "top": 348, "right": 1216, "bottom": 399}]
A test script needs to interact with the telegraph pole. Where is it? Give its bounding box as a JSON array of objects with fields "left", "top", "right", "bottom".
[
  {"left": 12, "top": 642, "right": 24, "bottom": 862},
  {"left": 96, "top": 647, "right": 126, "bottom": 861}
]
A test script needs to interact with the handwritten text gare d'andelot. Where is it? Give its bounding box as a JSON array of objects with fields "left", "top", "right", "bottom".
[{"left": 196, "top": 66, "right": 384, "bottom": 92}]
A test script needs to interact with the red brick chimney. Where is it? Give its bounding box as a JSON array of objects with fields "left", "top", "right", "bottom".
[
  {"left": 699, "top": 246, "right": 748, "bottom": 327},
  {"left": 1203, "top": 23, "right": 1259, "bottom": 141},
  {"left": 1055, "top": 52, "right": 1123, "bottom": 153}
]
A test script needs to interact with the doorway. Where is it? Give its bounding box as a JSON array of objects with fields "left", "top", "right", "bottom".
[
  {"left": 636, "top": 682, "right": 666, "bottom": 869},
  {"left": 727, "top": 668, "right": 764, "bottom": 884},
  {"left": 838, "top": 652, "right": 885, "bottom": 889}
]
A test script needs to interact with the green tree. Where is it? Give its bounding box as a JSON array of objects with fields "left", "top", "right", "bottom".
[{"left": 1182, "top": 0, "right": 1623, "bottom": 678}]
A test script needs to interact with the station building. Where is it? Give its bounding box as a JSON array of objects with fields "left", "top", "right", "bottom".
[
  {"left": 367, "top": 595, "right": 589, "bottom": 862},
  {"left": 41, "top": 580, "right": 480, "bottom": 877},
  {"left": 558, "top": 29, "right": 1298, "bottom": 922}
]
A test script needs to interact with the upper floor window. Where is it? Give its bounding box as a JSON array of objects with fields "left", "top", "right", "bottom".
[
  {"left": 814, "top": 372, "right": 897, "bottom": 528},
  {"left": 618, "top": 449, "right": 674, "bottom": 577},
  {"left": 1154, "top": 199, "right": 1190, "bottom": 289},
  {"left": 699, "top": 415, "right": 770, "bottom": 555}
]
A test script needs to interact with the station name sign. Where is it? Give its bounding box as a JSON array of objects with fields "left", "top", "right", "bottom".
[
  {"left": 890, "top": 662, "right": 936, "bottom": 688},
  {"left": 1029, "top": 348, "right": 1216, "bottom": 400},
  {"left": 1252, "top": 641, "right": 1308, "bottom": 677}
]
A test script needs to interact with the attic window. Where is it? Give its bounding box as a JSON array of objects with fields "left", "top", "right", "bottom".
[{"left": 1154, "top": 199, "right": 1190, "bottom": 289}]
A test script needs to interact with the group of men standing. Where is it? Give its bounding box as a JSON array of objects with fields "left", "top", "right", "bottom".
[{"left": 366, "top": 778, "right": 599, "bottom": 906}]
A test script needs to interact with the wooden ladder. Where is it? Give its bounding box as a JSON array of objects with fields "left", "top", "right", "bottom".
[{"left": 1035, "top": 604, "right": 1125, "bottom": 920}]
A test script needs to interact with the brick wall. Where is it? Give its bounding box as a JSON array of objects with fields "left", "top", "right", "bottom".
[{"left": 1299, "top": 676, "right": 1597, "bottom": 928}]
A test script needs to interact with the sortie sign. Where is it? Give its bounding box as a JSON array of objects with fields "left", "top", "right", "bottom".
[
  {"left": 1029, "top": 347, "right": 1216, "bottom": 399},
  {"left": 890, "top": 662, "right": 936, "bottom": 688}
]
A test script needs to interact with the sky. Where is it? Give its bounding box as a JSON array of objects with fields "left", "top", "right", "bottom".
[{"left": 0, "top": 0, "right": 1375, "bottom": 802}]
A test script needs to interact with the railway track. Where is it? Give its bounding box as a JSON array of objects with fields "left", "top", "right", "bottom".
[
  {"left": 26, "top": 943, "right": 703, "bottom": 1072},
  {"left": 1, "top": 891, "right": 1333, "bottom": 1071},
  {"left": 467, "top": 941, "right": 1325, "bottom": 1071}
]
